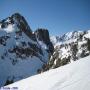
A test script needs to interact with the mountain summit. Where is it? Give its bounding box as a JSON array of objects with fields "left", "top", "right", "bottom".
[{"left": 0, "top": 13, "right": 54, "bottom": 87}]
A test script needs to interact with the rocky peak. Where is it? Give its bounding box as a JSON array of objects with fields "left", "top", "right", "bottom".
[
  {"left": 35, "top": 29, "right": 50, "bottom": 44},
  {"left": 35, "top": 28, "right": 54, "bottom": 54},
  {"left": 11, "top": 13, "right": 32, "bottom": 31},
  {"left": 0, "top": 13, "right": 55, "bottom": 87},
  {"left": 0, "top": 13, "right": 36, "bottom": 41}
]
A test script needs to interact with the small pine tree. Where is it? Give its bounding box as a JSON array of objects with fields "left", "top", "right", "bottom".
[
  {"left": 54, "top": 58, "right": 61, "bottom": 68},
  {"left": 4, "top": 79, "right": 13, "bottom": 86},
  {"left": 81, "top": 50, "right": 85, "bottom": 58},
  {"left": 87, "top": 39, "right": 90, "bottom": 52},
  {"left": 71, "top": 43, "right": 78, "bottom": 61}
]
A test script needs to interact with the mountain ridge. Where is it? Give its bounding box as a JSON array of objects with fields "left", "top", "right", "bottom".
[{"left": 41, "top": 30, "right": 90, "bottom": 71}]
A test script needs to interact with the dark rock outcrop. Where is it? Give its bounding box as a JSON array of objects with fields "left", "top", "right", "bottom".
[{"left": 35, "top": 28, "right": 54, "bottom": 54}]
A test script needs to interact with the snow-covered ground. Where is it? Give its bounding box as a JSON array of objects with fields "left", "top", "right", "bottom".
[{"left": 4, "top": 55, "right": 90, "bottom": 90}]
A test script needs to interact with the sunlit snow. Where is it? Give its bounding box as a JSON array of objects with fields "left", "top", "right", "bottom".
[{"left": 6, "top": 56, "right": 90, "bottom": 90}]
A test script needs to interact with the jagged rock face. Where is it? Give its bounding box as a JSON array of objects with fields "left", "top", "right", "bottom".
[
  {"left": 0, "top": 13, "right": 36, "bottom": 41},
  {"left": 35, "top": 29, "right": 54, "bottom": 54},
  {"left": 35, "top": 29, "right": 50, "bottom": 44},
  {"left": 0, "top": 13, "right": 53, "bottom": 87},
  {"left": 42, "top": 31, "right": 90, "bottom": 71}
]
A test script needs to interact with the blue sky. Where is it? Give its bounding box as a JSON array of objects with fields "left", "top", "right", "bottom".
[{"left": 0, "top": 0, "right": 90, "bottom": 35}]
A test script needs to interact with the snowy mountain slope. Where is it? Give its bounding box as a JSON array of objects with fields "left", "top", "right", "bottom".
[
  {"left": 45, "top": 30, "right": 90, "bottom": 69},
  {"left": 0, "top": 13, "right": 54, "bottom": 87},
  {"left": 5, "top": 55, "right": 90, "bottom": 90}
]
